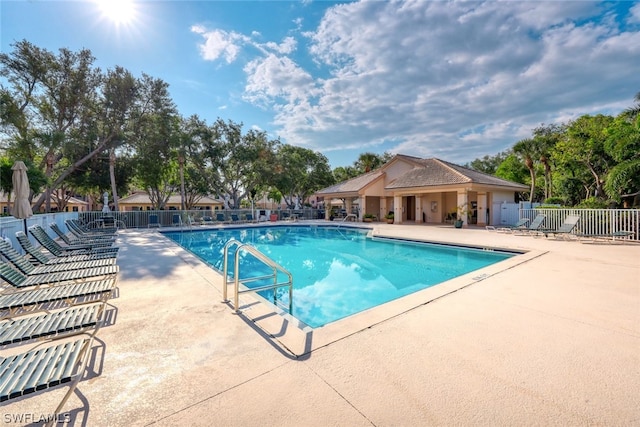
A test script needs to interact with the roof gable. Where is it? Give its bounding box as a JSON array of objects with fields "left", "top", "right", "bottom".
[
  {"left": 386, "top": 158, "right": 528, "bottom": 189},
  {"left": 316, "top": 169, "right": 384, "bottom": 195}
]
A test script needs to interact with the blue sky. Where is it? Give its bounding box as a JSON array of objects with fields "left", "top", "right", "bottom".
[{"left": 2, "top": 1, "right": 639, "bottom": 169}]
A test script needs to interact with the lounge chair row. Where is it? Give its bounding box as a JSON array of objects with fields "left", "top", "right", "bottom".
[
  {"left": 486, "top": 214, "right": 579, "bottom": 238},
  {"left": 0, "top": 220, "right": 121, "bottom": 421},
  {"left": 487, "top": 214, "right": 636, "bottom": 242}
]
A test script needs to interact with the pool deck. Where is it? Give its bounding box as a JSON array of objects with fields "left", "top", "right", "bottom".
[{"left": 3, "top": 221, "right": 639, "bottom": 426}]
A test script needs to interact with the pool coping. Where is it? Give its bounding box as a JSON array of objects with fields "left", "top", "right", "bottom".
[{"left": 160, "top": 222, "right": 546, "bottom": 357}]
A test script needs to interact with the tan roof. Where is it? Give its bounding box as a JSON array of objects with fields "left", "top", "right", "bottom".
[
  {"left": 315, "top": 170, "right": 384, "bottom": 195},
  {"left": 315, "top": 154, "right": 528, "bottom": 196},
  {"left": 118, "top": 192, "right": 223, "bottom": 205},
  {"left": 0, "top": 192, "right": 88, "bottom": 205},
  {"left": 386, "top": 158, "right": 528, "bottom": 190}
]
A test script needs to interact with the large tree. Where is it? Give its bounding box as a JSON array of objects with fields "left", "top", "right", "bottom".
[
  {"left": 0, "top": 41, "right": 142, "bottom": 211},
  {"left": 603, "top": 113, "right": 640, "bottom": 203},
  {"left": 197, "top": 119, "right": 278, "bottom": 209},
  {"left": 273, "top": 145, "right": 334, "bottom": 209},
  {"left": 130, "top": 75, "right": 180, "bottom": 209},
  {"left": 468, "top": 151, "right": 510, "bottom": 175},
  {"left": 553, "top": 114, "right": 614, "bottom": 201}
]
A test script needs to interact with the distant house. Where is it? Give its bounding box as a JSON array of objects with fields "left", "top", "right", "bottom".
[
  {"left": 0, "top": 192, "right": 89, "bottom": 214},
  {"left": 315, "top": 154, "right": 528, "bottom": 226},
  {"left": 116, "top": 191, "right": 224, "bottom": 211}
]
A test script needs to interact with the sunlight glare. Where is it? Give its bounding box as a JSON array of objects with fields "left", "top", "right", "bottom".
[{"left": 96, "top": 0, "right": 137, "bottom": 25}]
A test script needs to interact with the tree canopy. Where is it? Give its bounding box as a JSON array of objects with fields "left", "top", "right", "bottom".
[{"left": 469, "top": 98, "right": 640, "bottom": 207}]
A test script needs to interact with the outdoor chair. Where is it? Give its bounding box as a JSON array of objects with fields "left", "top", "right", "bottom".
[
  {"left": 29, "top": 226, "right": 119, "bottom": 257},
  {"left": 0, "top": 261, "right": 118, "bottom": 289},
  {"left": 148, "top": 214, "right": 160, "bottom": 228},
  {"left": 172, "top": 214, "right": 182, "bottom": 227},
  {"left": 245, "top": 214, "right": 255, "bottom": 223},
  {"left": 82, "top": 218, "right": 118, "bottom": 233},
  {"left": 16, "top": 232, "right": 117, "bottom": 264},
  {"left": 0, "top": 279, "right": 114, "bottom": 317},
  {"left": 513, "top": 214, "right": 547, "bottom": 235},
  {"left": 486, "top": 218, "right": 529, "bottom": 232},
  {"left": 0, "top": 240, "right": 116, "bottom": 276},
  {"left": 49, "top": 223, "right": 115, "bottom": 248},
  {"left": 230, "top": 214, "right": 242, "bottom": 223},
  {"left": 0, "top": 302, "right": 105, "bottom": 346},
  {"left": 102, "top": 216, "right": 116, "bottom": 229},
  {"left": 539, "top": 215, "right": 581, "bottom": 239},
  {"left": 202, "top": 216, "right": 213, "bottom": 225},
  {"left": 216, "top": 213, "right": 228, "bottom": 223},
  {"left": 65, "top": 220, "right": 117, "bottom": 240},
  {"left": 0, "top": 323, "right": 103, "bottom": 422}
]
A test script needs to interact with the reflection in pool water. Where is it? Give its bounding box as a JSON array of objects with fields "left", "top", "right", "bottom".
[{"left": 166, "top": 226, "right": 513, "bottom": 328}]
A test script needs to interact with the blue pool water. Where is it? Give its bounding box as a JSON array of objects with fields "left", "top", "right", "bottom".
[{"left": 165, "top": 226, "right": 514, "bottom": 328}]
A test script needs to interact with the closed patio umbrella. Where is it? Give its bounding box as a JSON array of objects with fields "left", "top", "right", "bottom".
[
  {"left": 11, "top": 161, "right": 33, "bottom": 233},
  {"left": 102, "top": 192, "right": 110, "bottom": 213}
]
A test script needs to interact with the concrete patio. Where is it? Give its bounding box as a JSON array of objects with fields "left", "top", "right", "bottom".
[{"left": 2, "top": 222, "right": 639, "bottom": 426}]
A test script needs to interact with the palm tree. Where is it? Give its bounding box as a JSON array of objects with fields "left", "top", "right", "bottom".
[
  {"left": 355, "top": 152, "right": 383, "bottom": 173},
  {"left": 513, "top": 138, "right": 539, "bottom": 202},
  {"left": 623, "top": 91, "right": 640, "bottom": 119},
  {"left": 533, "top": 124, "right": 563, "bottom": 200}
]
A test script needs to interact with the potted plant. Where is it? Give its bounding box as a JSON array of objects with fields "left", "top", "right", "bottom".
[
  {"left": 384, "top": 212, "right": 394, "bottom": 224},
  {"left": 455, "top": 204, "right": 468, "bottom": 228},
  {"left": 363, "top": 213, "right": 375, "bottom": 222}
]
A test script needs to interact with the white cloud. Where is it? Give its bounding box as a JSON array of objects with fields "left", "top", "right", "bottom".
[
  {"left": 191, "top": 26, "right": 247, "bottom": 63},
  {"left": 196, "top": 1, "right": 640, "bottom": 164},
  {"left": 263, "top": 36, "right": 297, "bottom": 55},
  {"left": 243, "top": 53, "right": 317, "bottom": 106}
]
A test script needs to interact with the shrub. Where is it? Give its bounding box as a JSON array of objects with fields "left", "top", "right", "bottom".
[
  {"left": 575, "top": 197, "right": 608, "bottom": 209},
  {"left": 543, "top": 197, "right": 565, "bottom": 205}
]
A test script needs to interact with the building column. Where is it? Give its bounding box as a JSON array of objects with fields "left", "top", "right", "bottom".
[
  {"left": 477, "top": 192, "right": 487, "bottom": 226},
  {"left": 360, "top": 195, "right": 366, "bottom": 221},
  {"left": 415, "top": 195, "right": 423, "bottom": 224},
  {"left": 457, "top": 191, "right": 469, "bottom": 226},
  {"left": 394, "top": 195, "right": 403, "bottom": 224},
  {"left": 345, "top": 198, "right": 352, "bottom": 217},
  {"left": 380, "top": 197, "right": 388, "bottom": 221}
]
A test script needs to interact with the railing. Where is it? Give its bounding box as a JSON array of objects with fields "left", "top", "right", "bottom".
[
  {"left": 2, "top": 206, "right": 638, "bottom": 251},
  {"left": 520, "top": 208, "right": 640, "bottom": 240},
  {"left": 221, "top": 239, "right": 293, "bottom": 314},
  {"left": 333, "top": 214, "right": 358, "bottom": 228},
  {"left": 0, "top": 212, "right": 78, "bottom": 254},
  {"left": 78, "top": 208, "right": 327, "bottom": 228}
]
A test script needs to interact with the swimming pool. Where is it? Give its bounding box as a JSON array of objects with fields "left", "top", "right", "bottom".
[{"left": 165, "top": 225, "right": 514, "bottom": 328}]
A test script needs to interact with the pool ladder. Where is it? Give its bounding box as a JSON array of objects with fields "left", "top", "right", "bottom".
[
  {"left": 336, "top": 214, "right": 357, "bottom": 227},
  {"left": 222, "top": 239, "right": 293, "bottom": 314}
]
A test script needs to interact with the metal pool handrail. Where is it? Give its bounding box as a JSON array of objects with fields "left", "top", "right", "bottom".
[
  {"left": 335, "top": 213, "right": 357, "bottom": 228},
  {"left": 222, "top": 239, "right": 293, "bottom": 314}
]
